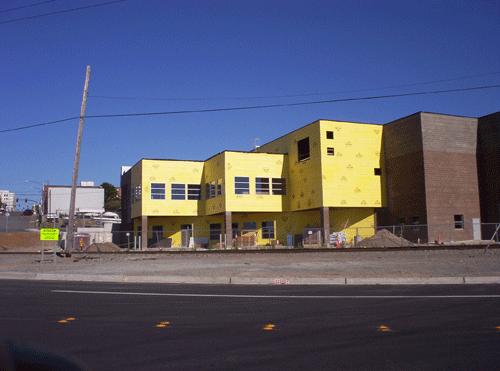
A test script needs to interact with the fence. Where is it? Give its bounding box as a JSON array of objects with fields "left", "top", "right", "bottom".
[{"left": 2, "top": 218, "right": 499, "bottom": 250}]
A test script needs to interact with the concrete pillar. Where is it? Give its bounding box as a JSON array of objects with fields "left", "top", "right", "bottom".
[
  {"left": 320, "top": 206, "right": 330, "bottom": 247},
  {"left": 225, "top": 211, "right": 232, "bottom": 249},
  {"left": 141, "top": 215, "right": 148, "bottom": 250}
]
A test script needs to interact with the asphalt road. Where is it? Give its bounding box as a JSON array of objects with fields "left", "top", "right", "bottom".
[
  {"left": 0, "top": 211, "right": 35, "bottom": 233},
  {"left": 1, "top": 280, "right": 499, "bottom": 371}
]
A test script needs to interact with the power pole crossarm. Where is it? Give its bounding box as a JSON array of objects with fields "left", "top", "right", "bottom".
[{"left": 66, "top": 65, "right": 91, "bottom": 257}]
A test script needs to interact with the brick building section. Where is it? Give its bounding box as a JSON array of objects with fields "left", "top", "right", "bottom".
[
  {"left": 382, "top": 112, "right": 481, "bottom": 243},
  {"left": 477, "top": 111, "right": 500, "bottom": 225}
]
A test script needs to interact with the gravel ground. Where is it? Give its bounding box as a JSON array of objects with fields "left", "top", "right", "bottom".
[{"left": 1, "top": 248, "right": 499, "bottom": 279}]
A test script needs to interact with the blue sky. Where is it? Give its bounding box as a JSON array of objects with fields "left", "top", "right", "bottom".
[{"left": 1, "top": 0, "right": 499, "bottom": 208}]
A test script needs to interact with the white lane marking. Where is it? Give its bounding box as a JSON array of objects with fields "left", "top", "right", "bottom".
[{"left": 51, "top": 290, "right": 500, "bottom": 299}]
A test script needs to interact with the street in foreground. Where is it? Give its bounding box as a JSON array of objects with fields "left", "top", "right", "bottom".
[{"left": 1, "top": 280, "right": 499, "bottom": 370}]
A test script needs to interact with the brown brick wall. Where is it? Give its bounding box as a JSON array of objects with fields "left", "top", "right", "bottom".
[{"left": 382, "top": 112, "right": 481, "bottom": 242}]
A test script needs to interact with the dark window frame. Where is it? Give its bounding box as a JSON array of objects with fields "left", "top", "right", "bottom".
[{"left": 297, "top": 137, "right": 310, "bottom": 162}]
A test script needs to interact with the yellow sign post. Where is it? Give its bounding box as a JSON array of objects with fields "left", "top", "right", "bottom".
[{"left": 40, "top": 228, "right": 59, "bottom": 263}]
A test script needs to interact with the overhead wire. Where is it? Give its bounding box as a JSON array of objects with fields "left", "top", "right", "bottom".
[
  {"left": 0, "top": 0, "right": 58, "bottom": 14},
  {"left": 89, "top": 71, "right": 500, "bottom": 101},
  {"left": 1, "top": 84, "right": 499, "bottom": 134},
  {"left": 0, "top": 0, "right": 126, "bottom": 25}
]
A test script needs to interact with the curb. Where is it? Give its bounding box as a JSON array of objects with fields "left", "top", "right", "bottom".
[{"left": 1, "top": 272, "right": 500, "bottom": 285}]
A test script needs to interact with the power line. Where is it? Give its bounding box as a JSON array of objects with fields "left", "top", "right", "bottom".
[
  {"left": 0, "top": 0, "right": 57, "bottom": 14},
  {"left": 89, "top": 71, "right": 500, "bottom": 102},
  {"left": 0, "top": 0, "right": 126, "bottom": 25},
  {"left": 0, "top": 117, "right": 78, "bottom": 134},
  {"left": 86, "top": 85, "right": 500, "bottom": 119},
  {"left": 2, "top": 84, "right": 499, "bottom": 133}
]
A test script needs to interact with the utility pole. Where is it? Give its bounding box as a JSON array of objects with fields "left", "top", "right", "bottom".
[{"left": 66, "top": 65, "right": 91, "bottom": 257}]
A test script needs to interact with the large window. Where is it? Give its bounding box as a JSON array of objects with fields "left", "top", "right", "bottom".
[
  {"left": 187, "top": 184, "right": 201, "bottom": 200},
  {"left": 235, "top": 177, "right": 250, "bottom": 194},
  {"left": 243, "top": 221, "right": 257, "bottom": 230},
  {"left": 209, "top": 223, "right": 222, "bottom": 240},
  {"left": 255, "top": 177, "right": 270, "bottom": 195},
  {"left": 171, "top": 184, "right": 186, "bottom": 200},
  {"left": 262, "top": 221, "right": 275, "bottom": 239},
  {"left": 151, "top": 183, "right": 165, "bottom": 200},
  {"left": 272, "top": 178, "right": 286, "bottom": 195},
  {"left": 297, "top": 137, "right": 310, "bottom": 162}
]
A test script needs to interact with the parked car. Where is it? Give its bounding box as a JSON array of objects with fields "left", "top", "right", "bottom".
[{"left": 21, "top": 209, "right": 34, "bottom": 216}]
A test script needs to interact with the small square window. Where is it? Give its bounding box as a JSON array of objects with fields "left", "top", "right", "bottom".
[
  {"left": 327, "top": 147, "right": 335, "bottom": 156},
  {"left": 374, "top": 168, "right": 382, "bottom": 176},
  {"left": 454, "top": 215, "right": 464, "bottom": 229},
  {"left": 326, "top": 131, "right": 334, "bottom": 139}
]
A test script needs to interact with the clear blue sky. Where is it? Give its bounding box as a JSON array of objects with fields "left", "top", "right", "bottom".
[{"left": 1, "top": 0, "right": 499, "bottom": 208}]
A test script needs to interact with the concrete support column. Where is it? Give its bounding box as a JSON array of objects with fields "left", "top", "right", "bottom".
[
  {"left": 141, "top": 215, "right": 148, "bottom": 250},
  {"left": 320, "top": 206, "right": 330, "bottom": 247},
  {"left": 225, "top": 211, "right": 232, "bottom": 249}
]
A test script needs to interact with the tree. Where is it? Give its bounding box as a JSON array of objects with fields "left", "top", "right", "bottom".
[{"left": 100, "top": 182, "right": 121, "bottom": 212}]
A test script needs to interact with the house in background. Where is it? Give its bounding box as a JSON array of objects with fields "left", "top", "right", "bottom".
[
  {"left": 43, "top": 181, "right": 104, "bottom": 216},
  {"left": 0, "top": 190, "right": 16, "bottom": 211}
]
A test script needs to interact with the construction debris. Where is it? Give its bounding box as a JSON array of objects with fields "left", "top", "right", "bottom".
[{"left": 356, "top": 229, "right": 413, "bottom": 248}]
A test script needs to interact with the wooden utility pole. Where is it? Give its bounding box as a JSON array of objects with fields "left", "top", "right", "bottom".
[{"left": 66, "top": 65, "right": 91, "bottom": 257}]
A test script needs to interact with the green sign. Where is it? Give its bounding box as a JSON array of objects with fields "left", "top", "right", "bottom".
[{"left": 40, "top": 228, "right": 59, "bottom": 241}]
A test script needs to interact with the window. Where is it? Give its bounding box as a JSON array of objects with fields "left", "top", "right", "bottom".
[
  {"left": 262, "top": 221, "right": 275, "bottom": 239},
  {"left": 209, "top": 223, "right": 222, "bottom": 240},
  {"left": 132, "top": 184, "right": 141, "bottom": 203},
  {"left": 297, "top": 137, "right": 310, "bottom": 162},
  {"left": 187, "top": 184, "right": 201, "bottom": 200},
  {"left": 210, "top": 181, "right": 216, "bottom": 199},
  {"left": 411, "top": 216, "right": 420, "bottom": 231},
  {"left": 326, "top": 131, "right": 334, "bottom": 139},
  {"left": 205, "top": 183, "right": 211, "bottom": 199},
  {"left": 327, "top": 147, "right": 335, "bottom": 156},
  {"left": 272, "top": 178, "right": 286, "bottom": 195},
  {"left": 217, "top": 179, "right": 223, "bottom": 197},
  {"left": 374, "top": 168, "right": 382, "bottom": 176},
  {"left": 151, "top": 183, "right": 165, "bottom": 200},
  {"left": 232, "top": 222, "right": 239, "bottom": 238},
  {"left": 255, "top": 177, "right": 270, "bottom": 195},
  {"left": 243, "top": 221, "right": 256, "bottom": 230},
  {"left": 171, "top": 184, "right": 185, "bottom": 200},
  {"left": 235, "top": 177, "right": 250, "bottom": 194},
  {"left": 454, "top": 214, "right": 464, "bottom": 229}
]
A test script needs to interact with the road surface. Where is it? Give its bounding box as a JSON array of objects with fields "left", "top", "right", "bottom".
[{"left": 1, "top": 280, "right": 499, "bottom": 370}]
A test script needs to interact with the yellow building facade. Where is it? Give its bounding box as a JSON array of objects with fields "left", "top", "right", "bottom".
[{"left": 121, "top": 119, "right": 385, "bottom": 249}]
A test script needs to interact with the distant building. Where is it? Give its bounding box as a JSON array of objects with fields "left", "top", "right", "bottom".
[
  {"left": 43, "top": 181, "right": 104, "bottom": 215},
  {"left": 0, "top": 190, "right": 15, "bottom": 210}
]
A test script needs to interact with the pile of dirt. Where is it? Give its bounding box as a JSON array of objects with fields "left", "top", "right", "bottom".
[
  {"left": 0, "top": 232, "right": 44, "bottom": 251},
  {"left": 356, "top": 229, "right": 413, "bottom": 248},
  {"left": 84, "top": 242, "right": 121, "bottom": 252}
]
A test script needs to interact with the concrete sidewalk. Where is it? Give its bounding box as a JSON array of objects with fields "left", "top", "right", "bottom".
[{"left": 1, "top": 248, "right": 500, "bottom": 285}]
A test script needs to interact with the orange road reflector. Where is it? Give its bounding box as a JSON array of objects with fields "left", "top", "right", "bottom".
[
  {"left": 378, "top": 325, "right": 391, "bottom": 332},
  {"left": 156, "top": 321, "right": 170, "bottom": 328},
  {"left": 263, "top": 324, "right": 275, "bottom": 331}
]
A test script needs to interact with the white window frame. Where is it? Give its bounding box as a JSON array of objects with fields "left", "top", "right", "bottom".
[{"left": 151, "top": 183, "right": 166, "bottom": 200}]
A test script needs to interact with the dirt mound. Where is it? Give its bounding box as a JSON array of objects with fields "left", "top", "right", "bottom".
[
  {"left": 84, "top": 242, "right": 121, "bottom": 252},
  {"left": 0, "top": 232, "right": 44, "bottom": 251},
  {"left": 357, "top": 229, "right": 413, "bottom": 248}
]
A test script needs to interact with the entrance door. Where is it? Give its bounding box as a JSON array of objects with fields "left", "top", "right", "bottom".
[{"left": 181, "top": 224, "right": 192, "bottom": 248}]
